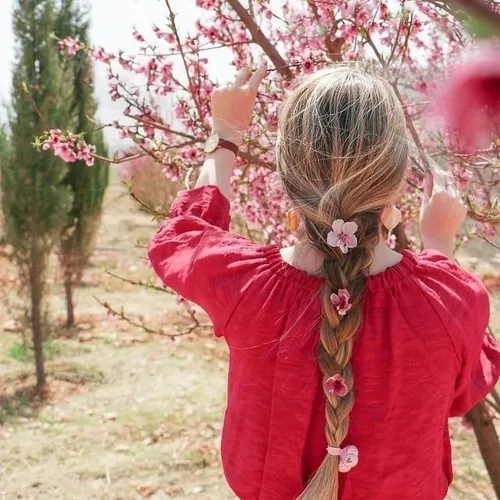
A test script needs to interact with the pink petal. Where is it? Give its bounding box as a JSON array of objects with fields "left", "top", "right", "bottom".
[
  {"left": 345, "top": 234, "right": 357, "bottom": 248},
  {"left": 338, "top": 305, "right": 351, "bottom": 316},
  {"left": 327, "top": 231, "right": 340, "bottom": 247},
  {"left": 330, "top": 292, "right": 341, "bottom": 307},
  {"left": 337, "top": 289, "right": 350, "bottom": 302},
  {"left": 342, "top": 221, "right": 358, "bottom": 235},
  {"left": 331, "top": 219, "right": 345, "bottom": 234},
  {"left": 339, "top": 445, "right": 359, "bottom": 472}
]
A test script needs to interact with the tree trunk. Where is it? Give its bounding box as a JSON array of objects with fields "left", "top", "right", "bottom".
[
  {"left": 30, "top": 259, "right": 45, "bottom": 391},
  {"left": 64, "top": 278, "right": 74, "bottom": 328},
  {"left": 467, "top": 401, "right": 500, "bottom": 498}
]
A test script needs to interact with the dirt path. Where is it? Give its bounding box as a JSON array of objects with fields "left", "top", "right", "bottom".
[{"left": 0, "top": 169, "right": 498, "bottom": 499}]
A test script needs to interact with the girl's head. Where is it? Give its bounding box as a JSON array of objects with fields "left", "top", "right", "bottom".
[{"left": 276, "top": 65, "right": 408, "bottom": 499}]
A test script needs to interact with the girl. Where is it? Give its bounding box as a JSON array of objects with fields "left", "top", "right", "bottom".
[{"left": 148, "top": 65, "right": 500, "bottom": 500}]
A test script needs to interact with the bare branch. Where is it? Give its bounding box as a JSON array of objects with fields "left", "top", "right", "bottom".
[
  {"left": 105, "top": 270, "right": 171, "bottom": 293},
  {"left": 94, "top": 295, "right": 209, "bottom": 338}
]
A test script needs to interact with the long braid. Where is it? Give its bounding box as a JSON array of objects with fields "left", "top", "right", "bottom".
[
  {"left": 276, "top": 65, "right": 409, "bottom": 500},
  {"left": 298, "top": 214, "right": 380, "bottom": 500}
]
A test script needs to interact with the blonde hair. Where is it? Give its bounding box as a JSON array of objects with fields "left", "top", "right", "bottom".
[{"left": 276, "top": 65, "right": 408, "bottom": 500}]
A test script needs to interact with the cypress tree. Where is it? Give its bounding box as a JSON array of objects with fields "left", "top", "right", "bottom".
[
  {"left": 0, "top": 0, "right": 73, "bottom": 389},
  {"left": 55, "top": 0, "right": 109, "bottom": 328}
]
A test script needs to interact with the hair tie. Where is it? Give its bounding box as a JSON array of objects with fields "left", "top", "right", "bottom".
[
  {"left": 326, "top": 444, "right": 359, "bottom": 473},
  {"left": 327, "top": 219, "right": 358, "bottom": 254}
]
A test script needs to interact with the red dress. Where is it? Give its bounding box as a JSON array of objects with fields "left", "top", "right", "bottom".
[{"left": 148, "top": 185, "right": 500, "bottom": 500}]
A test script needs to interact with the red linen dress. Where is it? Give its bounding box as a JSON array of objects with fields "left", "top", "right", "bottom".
[{"left": 148, "top": 185, "right": 500, "bottom": 500}]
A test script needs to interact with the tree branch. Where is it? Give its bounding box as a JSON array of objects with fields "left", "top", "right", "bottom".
[
  {"left": 226, "top": 0, "right": 294, "bottom": 80},
  {"left": 391, "top": 84, "right": 432, "bottom": 173}
]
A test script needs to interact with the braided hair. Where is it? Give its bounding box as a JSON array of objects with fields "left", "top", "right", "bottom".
[{"left": 276, "top": 65, "right": 408, "bottom": 500}]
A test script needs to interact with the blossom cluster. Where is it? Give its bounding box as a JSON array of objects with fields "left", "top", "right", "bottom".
[
  {"left": 40, "top": 129, "right": 96, "bottom": 167},
  {"left": 48, "top": 0, "right": 498, "bottom": 246}
]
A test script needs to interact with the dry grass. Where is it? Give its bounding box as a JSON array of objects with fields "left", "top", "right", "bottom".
[{"left": 0, "top": 168, "right": 498, "bottom": 499}]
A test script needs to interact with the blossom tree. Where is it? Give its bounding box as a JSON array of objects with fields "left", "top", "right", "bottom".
[{"left": 44, "top": 0, "right": 500, "bottom": 493}]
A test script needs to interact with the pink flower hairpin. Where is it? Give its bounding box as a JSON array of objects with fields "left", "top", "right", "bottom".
[
  {"left": 325, "top": 374, "right": 349, "bottom": 398},
  {"left": 327, "top": 445, "right": 359, "bottom": 473},
  {"left": 327, "top": 219, "right": 358, "bottom": 254},
  {"left": 330, "top": 288, "right": 352, "bottom": 316}
]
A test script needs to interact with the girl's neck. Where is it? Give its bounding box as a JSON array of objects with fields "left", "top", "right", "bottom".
[{"left": 280, "top": 239, "right": 403, "bottom": 277}]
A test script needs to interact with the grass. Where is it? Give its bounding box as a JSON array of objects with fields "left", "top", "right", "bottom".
[{"left": 7, "top": 335, "right": 90, "bottom": 362}]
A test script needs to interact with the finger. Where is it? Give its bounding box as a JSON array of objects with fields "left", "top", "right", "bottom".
[
  {"left": 246, "top": 64, "right": 267, "bottom": 92},
  {"left": 233, "top": 67, "right": 252, "bottom": 87},
  {"left": 432, "top": 167, "right": 450, "bottom": 194},
  {"left": 422, "top": 171, "right": 433, "bottom": 205}
]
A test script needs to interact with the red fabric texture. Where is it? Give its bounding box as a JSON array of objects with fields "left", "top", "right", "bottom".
[{"left": 148, "top": 185, "right": 500, "bottom": 500}]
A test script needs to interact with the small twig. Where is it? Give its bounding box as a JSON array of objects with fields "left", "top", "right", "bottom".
[
  {"left": 94, "top": 295, "right": 204, "bottom": 338},
  {"left": 391, "top": 84, "right": 432, "bottom": 173},
  {"left": 129, "top": 191, "right": 168, "bottom": 218},
  {"left": 20, "top": 81, "right": 49, "bottom": 131},
  {"left": 164, "top": 0, "right": 205, "bottom": 122},
  {"left": 105, "top": 270, "right": 171, "bottom": 293}
]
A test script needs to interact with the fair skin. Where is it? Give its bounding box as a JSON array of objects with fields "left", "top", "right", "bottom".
[{"left": 196, "top": 66, "right": 467, "bottom": 272}]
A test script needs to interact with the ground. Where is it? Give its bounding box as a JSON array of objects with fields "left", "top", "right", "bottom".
[{"left": 0, "top": 170, "right": 499, "bottom": 500}]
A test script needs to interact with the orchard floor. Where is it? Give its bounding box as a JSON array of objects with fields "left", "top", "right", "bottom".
[{"left": 0, "top": 169, "right": 499, "bottom": 500}]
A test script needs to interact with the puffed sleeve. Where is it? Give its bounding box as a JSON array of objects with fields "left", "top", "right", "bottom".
[
  {"left": 148, "top": 185, "right": 265, "bottom": 337},
  {"left": 419, "top": 250, "right": 500, "bottom": 416}
]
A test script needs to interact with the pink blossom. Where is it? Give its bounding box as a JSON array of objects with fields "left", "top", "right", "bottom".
[
  {"left": 303, "top": 59, "right": 314, "bottom": 73},
  {"left": 133, "top": 29, "right": 145, "bottom": 42},
  {"left": 326, "top": 444, "right": 359, "bottom": 472},
  {"left": 325, "top": 374, "right": 349, "bottom": 397},
  {"left": 196, "top": 0, "right": 218, "bottom": 9},
  {"left": 42, "top": 130, "right": 96, "bottom": 167},
  {"left": 58, "top": 37, "right": 82, "bottom": 56},
  {"left": 330, "top": 289, "right": 352, "bottom": 316},
  {"left": 54, "top": 143, "right": 77, "bottom": 163},
  {"left": 91, "top": 47, "right": 114, "bottom": 64},
  {"left": 182, "top": 146, "right": 199, "bottom": 161},
  {"left": 327, "top": 220, "right": 358, "bottom": 253},
  {"left": 339, "top": 445, "right": 359, "bottom": 473},
  {"left": 437, "top": 45, "right": 500, "bottom": 151}
]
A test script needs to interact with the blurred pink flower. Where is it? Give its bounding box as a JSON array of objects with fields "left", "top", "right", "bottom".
[
  {"left": 58, "top": 37, "right": 82, "bottom": 56},
  {"left": 437, "top": 46, "right": 500, "bottom": 151}
]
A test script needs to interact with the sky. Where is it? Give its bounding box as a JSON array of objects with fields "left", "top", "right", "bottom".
[{"left": 0, "top": 0, "right": 227, "bottom": 150}]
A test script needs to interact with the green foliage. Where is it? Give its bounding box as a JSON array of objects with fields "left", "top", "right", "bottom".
[
  {"left": 54, "top": 0, "right": 109, "bottom": 320},
  {"left": 7, "top": 341, "right": 30, "bottom": 362},
  {"left": 0, "top": 0, "right": 75, "bottom": 388},
  {"left": 7, "top": 336, "right": 89, "bottom": 362},
  {"left": 1, "top": 0, "right": 73, "bottom": 265},
  {"left": 462, "top": 15, "right": 497, "bottom": 38}
]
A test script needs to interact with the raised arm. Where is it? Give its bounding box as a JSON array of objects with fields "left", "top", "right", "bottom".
[{"left": 195, "top": 65, "right": 267, "bottom": 200}]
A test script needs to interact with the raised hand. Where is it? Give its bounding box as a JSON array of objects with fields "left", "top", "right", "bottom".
[
  {"left": 419, "top": 168, "right": 467, "bottom": 258},
  {"left": 211, "top": 64, "right": 267, "bottom": 146}
]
